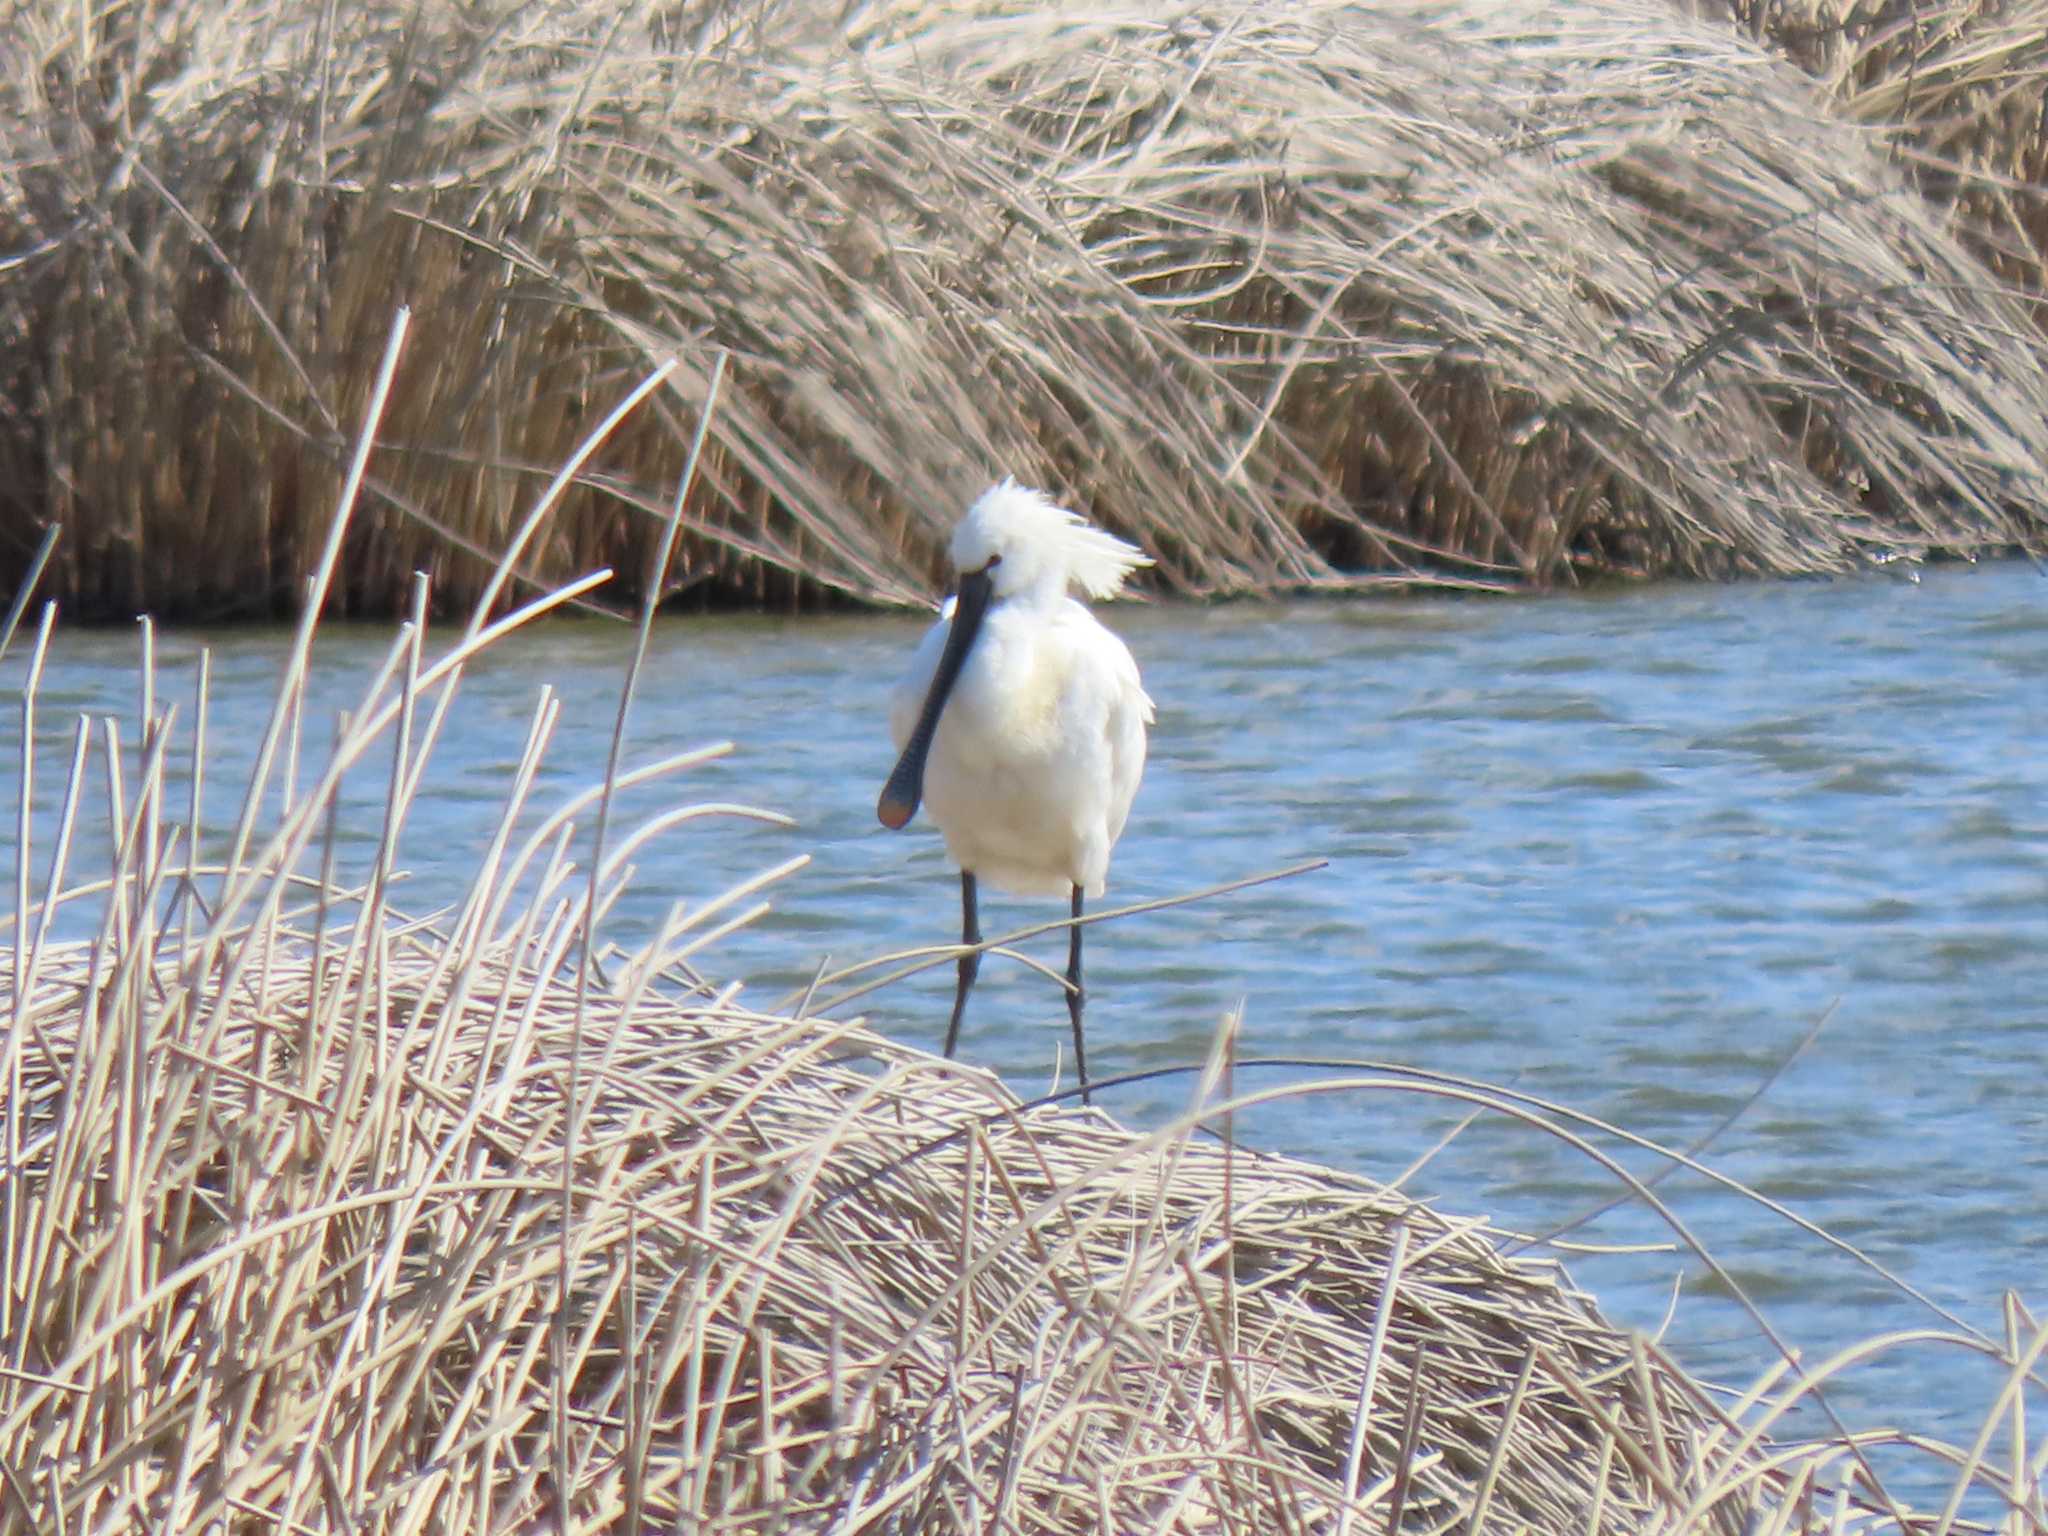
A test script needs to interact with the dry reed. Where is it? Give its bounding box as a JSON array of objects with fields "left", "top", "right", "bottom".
[
  {"left": 1724, "top": 1, "right": 2048, "bottom": 302},
  {"left": 7, "top": 0, "right": 2048, "bottom": 619},
  {"left": 2, "top": 331, "right": 2043, "bottom": 1533}
]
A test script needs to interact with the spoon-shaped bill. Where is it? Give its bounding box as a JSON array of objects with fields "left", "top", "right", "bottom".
[{"left": 878, "top": 567, "right": 995, "bottom": 830}]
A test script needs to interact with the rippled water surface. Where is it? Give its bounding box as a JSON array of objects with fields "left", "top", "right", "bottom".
[{"left": 8, "top": 561, "right": 2046, "bottom": 1483}]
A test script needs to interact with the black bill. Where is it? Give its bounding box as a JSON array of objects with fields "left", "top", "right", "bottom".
[{"left": 878, "top": 566, "right": 994, "bottom": 830}]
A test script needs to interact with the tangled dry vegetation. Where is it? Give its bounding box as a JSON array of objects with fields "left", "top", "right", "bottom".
[
  {"left": 1726, "top": 0, "right": 2048, "bottom": 300},
  {"left": 5, "top": 0, "right": 2048, "bottom": 619},
  {"left": 1, "top": 348, "right": 2044, "bottom": 1533}
]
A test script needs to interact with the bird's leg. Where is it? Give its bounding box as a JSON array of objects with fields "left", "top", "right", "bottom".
[
  {"left": 1067, "top": 885, "right": 1090, "bottom": 1105},
  {"left": 943, "top": 871, "right": 980, "bottom": 1058}
]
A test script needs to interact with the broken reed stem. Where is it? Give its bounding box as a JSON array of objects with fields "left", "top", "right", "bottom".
[
  {"left": 0, "top": 529, "right": 59, "bottom": 668},
  {"left": 1336, "top": 1218, "right": 1410, "bottom": 1536},
  {"left": 223, "top": 306, "right": 411, "bottom": 890}
]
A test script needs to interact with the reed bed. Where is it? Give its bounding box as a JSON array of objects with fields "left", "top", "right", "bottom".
[
  {"left": 2, "top": 342, "right": 2044, "bottom": 1533},
  {"left": 1725, "top": 1, "right": 2048, "bottom": 301},
  {"left": 12, "top": 919, "right": 2030, "bottom": 1536},
  {"left": 8, "top": 0, "right": 2048, "bottom": 618}
]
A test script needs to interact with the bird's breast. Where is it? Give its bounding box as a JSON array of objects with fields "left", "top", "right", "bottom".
[
  {"left": 940, "top": 621, "right": 1071, "bottom": 759},
  {"left": 899, "top": 600, "right": 1144, "bottom": 898}
]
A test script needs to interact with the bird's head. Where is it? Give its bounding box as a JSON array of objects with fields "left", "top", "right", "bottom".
[
  {"left": 948, "top": 479, "right": 1151, "bottom": 604},
  {"left": 878, "top": 481, "right": 1150, "bottom": 832}
]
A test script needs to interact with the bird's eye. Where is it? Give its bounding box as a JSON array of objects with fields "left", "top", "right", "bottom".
[{"left": 984, "top": 554, "right": 1003, "bottom": 569}]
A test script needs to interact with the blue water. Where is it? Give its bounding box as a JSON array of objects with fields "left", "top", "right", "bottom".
[{"left": 6, "top": 561, "right": 2045, "bottom": 1501}]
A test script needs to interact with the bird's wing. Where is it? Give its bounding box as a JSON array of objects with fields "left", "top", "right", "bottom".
[
  {"left": 1102, "top": 642, "right": 1151, "bottom": 849},
  {"left": 1056, "top": 601, "right": 1151, "bottom": 853}
]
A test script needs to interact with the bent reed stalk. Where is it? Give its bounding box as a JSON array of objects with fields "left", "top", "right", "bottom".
[
  {"left": 7, "top": 0, "right": 2048, "bottom": 619},
  {"left": 2, "top": 342, "right": 2043, "bottom": 1531}
]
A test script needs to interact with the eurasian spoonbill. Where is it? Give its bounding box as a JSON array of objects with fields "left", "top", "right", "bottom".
[{"left": 877, "top": 480, "right": 1154, "bottom": 1104}]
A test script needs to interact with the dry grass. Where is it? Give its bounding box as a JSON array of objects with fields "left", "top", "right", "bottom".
[
  {"left": 6, "top": 0, "right": 2048, "bottom": 618},
  {"left": 1725, "top": 1, "right": 2048, "bottom": 302},
  {"left": 2, "top": 331, "right": 2044, "bottom": 1533}
]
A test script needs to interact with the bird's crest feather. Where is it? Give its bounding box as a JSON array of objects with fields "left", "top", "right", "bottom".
[{"left": 955, "top": 479, "right": 1151, "bottom": 600}]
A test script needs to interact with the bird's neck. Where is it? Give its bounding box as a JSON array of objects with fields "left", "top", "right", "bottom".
[{"left": 997, "top": 573, "right": 1068, "bottom": 613}]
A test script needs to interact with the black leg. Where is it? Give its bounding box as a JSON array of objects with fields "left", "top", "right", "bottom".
[
  {"left": 1067, "top": 885, "right": 1090, "bottom": 1104},
  {"left": 943, "top": 871, "right": 980, "bottom": 1058}
]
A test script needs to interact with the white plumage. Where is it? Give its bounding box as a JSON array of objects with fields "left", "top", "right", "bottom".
[
  {"left": 888, "top": 488, "right": 1152, "bottom": 895},
  {"left": 876, "top": 479, "right": 1153, "bottom": 1100}
]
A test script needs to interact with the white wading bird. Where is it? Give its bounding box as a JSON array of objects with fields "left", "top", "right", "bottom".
[{"left": 877, "top": 480, "right": 1154, "bottom": 1104}]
